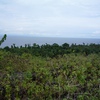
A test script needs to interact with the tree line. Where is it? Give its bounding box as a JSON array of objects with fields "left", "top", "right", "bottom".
[
  {"left": 2, "top": 42, "right": 100, "bottom": 57},
  {"left": 0, "top": 34, "right": 100, "bottom": 57}
]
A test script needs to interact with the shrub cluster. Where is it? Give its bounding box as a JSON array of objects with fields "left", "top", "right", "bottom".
[{"left": 0, "top": 51, "right": 100, "bottom": 100}]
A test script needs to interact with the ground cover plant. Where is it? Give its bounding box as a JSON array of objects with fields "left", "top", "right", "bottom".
[{"left": 0, "top": 50, "right": 100, "bottom": 100}]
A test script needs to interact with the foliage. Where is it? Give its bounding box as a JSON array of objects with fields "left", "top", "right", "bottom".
[
  {"left": 0, "top": 34, "right": 7, "bottom": 46},
  {"left": 2, "top": 42, "right": 100, "bottom": 58},
  {"left": 0, "top": 49, "right": 100, "bottom": 100},
  {"left": 0, "top": 36, "right": 100, "bottom": 99}
]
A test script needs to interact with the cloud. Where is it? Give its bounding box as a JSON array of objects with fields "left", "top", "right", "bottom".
[
  {"left": 0, "top": 15, "right": 100, "bottom": 37},
  {"left": 0, "top": 0, "right": 100, "bottom": 38},
  {"left": 92, "top": 31, "right": 100, "bottom": 37}
]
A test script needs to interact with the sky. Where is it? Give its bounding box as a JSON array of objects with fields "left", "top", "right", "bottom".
[{"left": 0, "top": 0, "right": 100, "bottom": 38}]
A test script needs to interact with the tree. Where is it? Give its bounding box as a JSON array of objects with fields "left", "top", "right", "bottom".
[
  {"left": 62, "top": 43, "right": 69, "bottom": 49},
  {"left": 0, "top": 34, "right": 7, "bottom": 46}
]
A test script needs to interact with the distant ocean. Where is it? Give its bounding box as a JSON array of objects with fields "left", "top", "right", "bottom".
[{"left": 0, "top": 35, "right": 100, "bottom": 48}]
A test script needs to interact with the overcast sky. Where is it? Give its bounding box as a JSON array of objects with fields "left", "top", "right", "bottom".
[{"left": 0, "top": 0, "right": 100, "bottom": 38}]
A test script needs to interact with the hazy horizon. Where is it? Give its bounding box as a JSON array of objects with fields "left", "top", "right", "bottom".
[
  {"left": 0, "top": 35, "right": 100, "bottom": 48},
  {"left": 1, "top": 34, "right": 100, "bottom": 39}
]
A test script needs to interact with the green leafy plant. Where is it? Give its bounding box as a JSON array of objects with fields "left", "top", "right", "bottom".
[{"left": 0, "top": 34, "right": 7, "bottom": 46}]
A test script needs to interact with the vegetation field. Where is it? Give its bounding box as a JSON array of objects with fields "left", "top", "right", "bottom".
[{"left": 0, "top": 35, "right": 100, "bottom": 100}]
